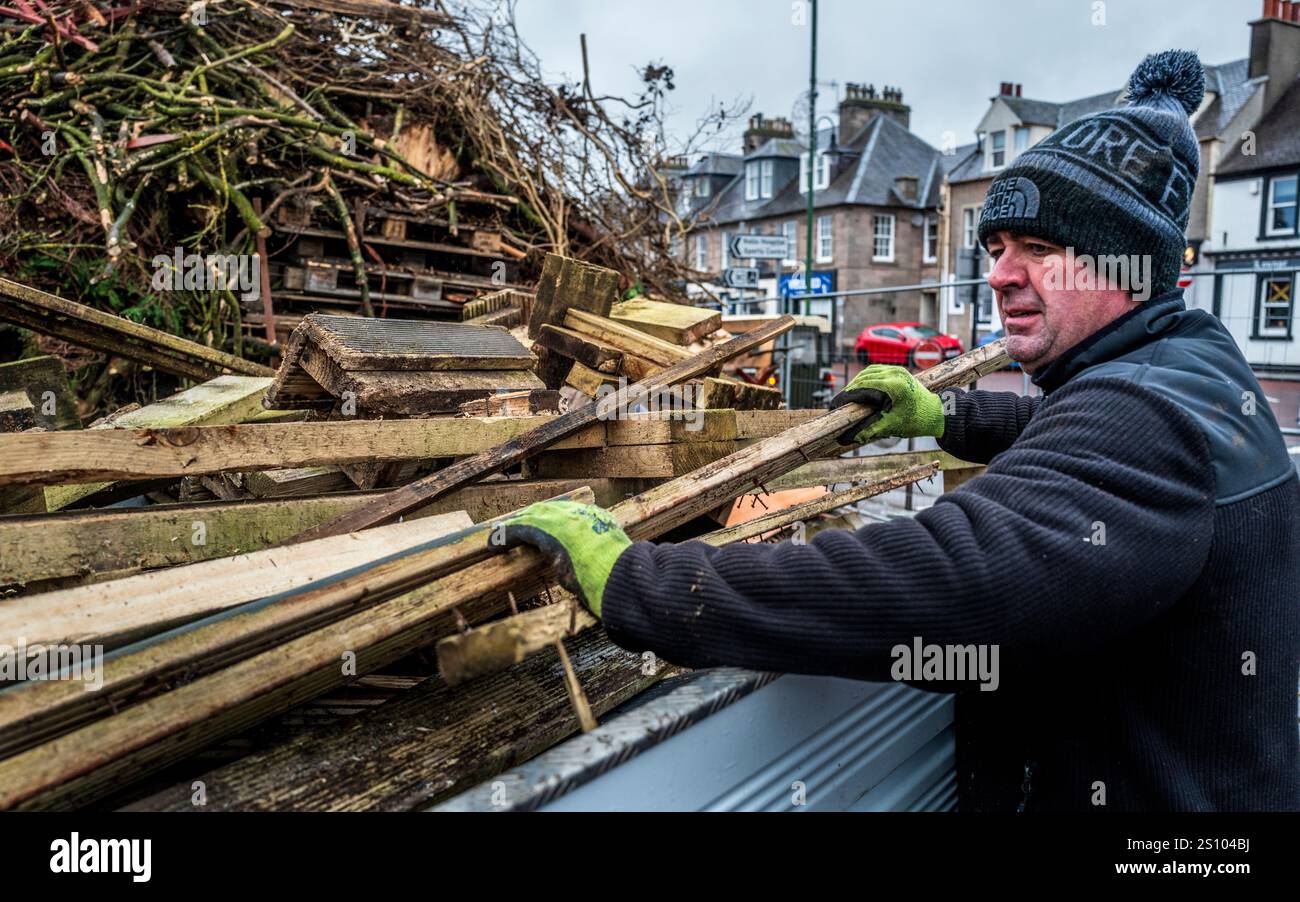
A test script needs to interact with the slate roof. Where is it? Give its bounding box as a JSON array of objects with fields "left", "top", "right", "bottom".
[
  {"left": 1216, "top": 73, "right": 1300, "bottom": 176},
  {"left": 1195, "top": 58, "right": 1256, "bottom": 139},
  {"left": 947, "top": 59, "right": 1254, "bottom": 186},
  {"left": 702, "top": 114, "right": 944, "bottom": 226},
  {"left": 684, "top": 152, "right": 743, "bottom": 178}
]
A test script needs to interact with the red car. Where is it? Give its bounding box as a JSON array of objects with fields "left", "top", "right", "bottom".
[{"left": 854, "top": 322, "right": 964, "bottom": 366}]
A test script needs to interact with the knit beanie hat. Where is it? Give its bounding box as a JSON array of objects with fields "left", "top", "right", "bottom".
[{"left": 977, "top": 49, "right": 1205, "bottom": 299}]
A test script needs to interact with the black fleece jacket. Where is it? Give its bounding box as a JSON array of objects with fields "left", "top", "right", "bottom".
[{"left": 601, "top": 292, "right": 1300, "bottom": 811}]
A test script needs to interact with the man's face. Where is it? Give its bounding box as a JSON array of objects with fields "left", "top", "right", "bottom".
[{"left": 984, "top": 231, "right": 1138, "bottom": 374}]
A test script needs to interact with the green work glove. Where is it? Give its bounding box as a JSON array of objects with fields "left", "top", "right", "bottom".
[
  {"left": 829, "top": 364, "right": 945, "bottom": 445},
  {"left": 495, "top": 500, "right": 632, "bottom": 618}
]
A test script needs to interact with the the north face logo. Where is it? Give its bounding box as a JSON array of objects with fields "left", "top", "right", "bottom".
[{"left": 984, "top": 176, "right": 1041, "bottom": 220}]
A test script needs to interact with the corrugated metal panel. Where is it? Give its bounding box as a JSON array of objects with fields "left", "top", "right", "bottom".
[{"left": 431, "top": 670, "right": 955, "bottom": 812}]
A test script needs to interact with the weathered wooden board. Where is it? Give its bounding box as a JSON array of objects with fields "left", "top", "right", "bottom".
[
  {"left": 696, "top": 376, "right": 783, "bottom": 411},
  {"left": 42, "top": 376, "right": 275, "bottom": 511},
  {"left": 0, "top": 277, "right": 271, "bottom": 382},
  {"left": 0, "top": 390, "right": 35, "bottom": 432},
  {"left": 0, "top": 412, "right": 740, "bottom": 486},
  {"left": 297, "top": 337, "right": 546, "bottom": 416},
  {"left": 609, "top": 298, "right": 721, "bottom": 345},
  {"left": 564, "top": 308, "right": 692, "bottom": 368},
  {"left": 457, "top": 390, "right": 561, "bottom": 418},
  {"left": 532, "top": 441, "right": 737, "bottom": 479},
  {"left": 0, "top": 477, "right": 648, "bottom": 589},
  {"left": 300, "top": 314, "right": 535, "bottom": 371},
  {"left": 564, "top": 360, "right": 621, "bottom": 398},
  {"left": 0, "top": 512, "right": 474, "bottom": 650},
  {"left": 527, "top": 254, "right": 619, "bottom": 341},
  {"left": 535, "top": 323, "right": 624, "bottom": 374}
]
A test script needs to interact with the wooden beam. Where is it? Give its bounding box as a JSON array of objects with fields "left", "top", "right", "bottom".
[
  {"left": 527, "top": 254, "right": 619, "bottom": 341},
  {"left": 534, "top": 323, "right": 624, "bottom": 374},
  {"left": 528, "top": 254, "right": 620, "bottom": 388},
  {"left": 609, "top": 298, "right": 721, "bottom": 345},
  {"left": 532, "top": 441, "right": 737, "bottom": 479},
  {"left": 564, "top": 308, "right": 693, "bottom": 368},
  {"left": 0, "top": 477, "right": 646, "bottom": 589},
  {"left": 0, "top": 277, "right": 272, "bottom": 382},
  {"left": 0, "top": 512, "right": 475, "bottom": 651},
  {"left": 282, "top": 317, "right": 797, "bottom": 544},
  {"left": 42, "top": 375, "right": 274, "bottom": 510},
  {"left": 0, "top": 411, "right": 739, "bottom": 486},
  {"left": 695, "top": 376, "right": 782, "bottom": 411}
]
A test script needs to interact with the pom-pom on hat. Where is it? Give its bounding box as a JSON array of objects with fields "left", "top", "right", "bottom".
[{"left": 978, "top": 50, "right": 1206, "bottom": 299}]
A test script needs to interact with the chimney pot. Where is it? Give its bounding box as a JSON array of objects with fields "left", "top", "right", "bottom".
[
  {"left": 1016, "top": 84, "right": 1023, "bottom": 96},
  {"left": 1264, "top": 0, "right": 1276, "bottom": 16}
]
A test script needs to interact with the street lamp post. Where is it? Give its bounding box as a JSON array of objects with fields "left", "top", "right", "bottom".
[{"left": 803, "top": 0, "right": 818, "bottom": 317}]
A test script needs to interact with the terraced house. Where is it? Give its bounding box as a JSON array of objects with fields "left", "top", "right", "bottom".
[{"left": 677, "top": 85, "right": 954, "bottom": 355}]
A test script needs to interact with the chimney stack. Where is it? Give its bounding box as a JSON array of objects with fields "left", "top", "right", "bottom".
[
  {"left": 1250, "top": 0, "right": 1300, "bottom": 113},
  {"left": 840, "top": 81, "right": 912, "bottom": 134}
]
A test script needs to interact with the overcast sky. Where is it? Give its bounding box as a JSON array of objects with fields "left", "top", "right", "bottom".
[{"left": 515, "top": 0, "right": 1258, "bottom": 155}]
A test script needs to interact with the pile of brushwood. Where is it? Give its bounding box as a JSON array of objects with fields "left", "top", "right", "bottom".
[{"left": 0, "top": 0, "right": 740, "bottom": 409}]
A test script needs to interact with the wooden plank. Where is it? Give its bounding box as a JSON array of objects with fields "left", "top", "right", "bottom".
[
  {"left": 457, "top": 390, "right": 561, "bottom": 418},
  {"left": 564, "top": 360, "right": 620, "bottom": 398},
  {"left": 0, "top": 512, "right": 475, "bottom": 650},
  {"left": 242, "top": 467, "right": 351, "bottom": 498},
  {"left": 300, "top": 314, "right": 536, "bottom": 372},
  {"left": 0, "top": 413, "right": 736, "bottom": 486},
  {"left": 529, "top": 254, "right": 620, "bottom": 388},
  {"left": 609, "top": 298, "right": 721, "bottom": 345},
  {"left": 766, "top": 450, "right": 980, "bottom": 492},
  {"left": 535, "top": 323, "right": 624, "bottom": 374},
  {"left": 0, "top": 476, "right": 645, "bottom": 590},
  {"left": 564, "top": 308, "right": 693, "bottom": 368},
  {"left": 297, "top": 339, "right": 546, "bottom": 416},
  {"left": 0, "top": 277, "right": 272, "bottom": 382},
  {"left": 527, "top": 253, "right": 619, "bottom": 341},
  {"left": 0, "top": 356, "right": 79, "bottom": 430},
  {"left": 533, "top": 441, "right": 737, "bottom": 479},
  {"left": 282, "top": 317, "right": 797, "bottom": 544},
  {"left": 123, "top": 630, "right": 672, "bottom": 811},
  {"left": 734, "top": 409, "right": 821, "bottom": 438},
  {"left": 42, "top": 376, "right": 274, "bottom": 511},
  {"left": 696, "top": 376, "right": 783, "bottom": 411}
]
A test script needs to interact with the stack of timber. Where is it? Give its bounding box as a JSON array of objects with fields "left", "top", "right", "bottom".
[{"left": 0, "top": 247, "right": 1008, "bottom": 811}]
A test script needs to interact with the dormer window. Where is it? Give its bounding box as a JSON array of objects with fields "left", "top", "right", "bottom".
[
  {"left": 745, "top": 160, "right": 774, "bottom": 201},
  {"left": 990, "top": 131, "right": 1007, "bottom": 169},
  {"left": 799, "top": 151, "right": 831, "bottom": 193},
  {"left": 694, "top": 178, "right": 711, "bottom": 198},
  {"left": 1014, "top": 126, "right": 1030, "bottom": 155}
]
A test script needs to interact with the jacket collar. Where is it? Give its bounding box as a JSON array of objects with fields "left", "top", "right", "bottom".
[{"left": 1030, "top": 290, "right": 1187, "bottom": 394}]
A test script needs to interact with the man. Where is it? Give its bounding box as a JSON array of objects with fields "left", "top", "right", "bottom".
[{"left": 500, "top": 50, "right": 1300, "bottom": 811}]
